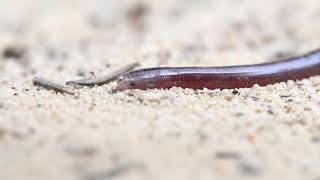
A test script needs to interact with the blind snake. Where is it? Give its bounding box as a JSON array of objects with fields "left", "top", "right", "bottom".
[{"left": 117, "top": 48, "right": 320, "bottom": 90}]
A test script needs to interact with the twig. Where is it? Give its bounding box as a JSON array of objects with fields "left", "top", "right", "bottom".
[
  {"left": 66, "top": 62, "right": 140, "bottom": 86},
  {"left": 33, "top": 77, "right": 75, "bottom": 95}
]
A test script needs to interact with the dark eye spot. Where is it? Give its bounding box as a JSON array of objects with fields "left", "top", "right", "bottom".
[{"left": 129, "top": 81, "right": 135, "bottom": 86}]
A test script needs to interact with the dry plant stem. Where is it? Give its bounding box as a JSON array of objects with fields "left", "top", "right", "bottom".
[
  {"left": 33, "top": 77, "right": 75, "bottom": 95},
  {"left": 66, "top": 62, "right": 140, "bottom": 86}
]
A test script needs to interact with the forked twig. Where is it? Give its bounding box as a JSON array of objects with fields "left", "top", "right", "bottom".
[
  {"left": 33, "top": 77, "right": 75, "bottom": 95},
  {"left": 66, "top": 62, "right": 140, "bottom": 86}
]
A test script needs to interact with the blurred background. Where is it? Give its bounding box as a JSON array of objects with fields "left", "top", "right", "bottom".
[{"left": 1, "top": 0, "right": 320, "bottom": 78}]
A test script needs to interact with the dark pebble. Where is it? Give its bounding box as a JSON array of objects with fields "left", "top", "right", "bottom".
[
  {"left": 232, "top": 89, "right": 240, "bottom": 95},
  {"left": 311, "top": 135, "right": 320, "bottom": 143},
  {"left": 238, "top": 160, "right": 262, "bottom": 176},
  {"left": 0, "top": 102, "right": 4, "bottom": 109},
  {"left": 215, "top": 151, "right": 240, "bottom": 159},
  {"left": 267, "top": 109, "right": 274, "bottom": 115},
  {"left": 2, "top": 46, "right": 26, "bottom": 59}
]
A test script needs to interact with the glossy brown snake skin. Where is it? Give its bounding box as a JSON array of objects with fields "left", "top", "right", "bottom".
[{"left": 117, "top": 49, "right": 320, "bottom": 90}]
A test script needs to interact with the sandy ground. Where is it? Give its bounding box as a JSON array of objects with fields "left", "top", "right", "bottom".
[{"left": 1, "top": 0, "right": 320, "bottom": 179}]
